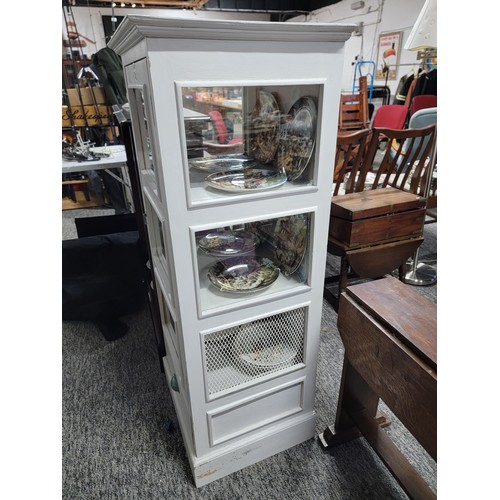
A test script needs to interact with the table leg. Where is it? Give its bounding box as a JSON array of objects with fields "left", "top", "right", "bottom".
[{"left": 318, "top": 359, "right": 382, "bottom": 450}]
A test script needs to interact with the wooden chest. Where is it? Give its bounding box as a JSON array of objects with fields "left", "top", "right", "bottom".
[{"left": 329, "top": 187, "right": 426, "bottom": 248}]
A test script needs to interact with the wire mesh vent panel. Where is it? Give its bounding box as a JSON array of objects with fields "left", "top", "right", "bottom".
[{"left": 203, "top": 307, "right": 306, "bottom": 397}]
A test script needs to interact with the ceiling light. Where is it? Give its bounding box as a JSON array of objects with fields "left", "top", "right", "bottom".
[
  {"left": 131, "top": 3, "right": 136, "bottom": 6},
  {"left": 120, "top": 2, "right": 125, "bottom": 6}
]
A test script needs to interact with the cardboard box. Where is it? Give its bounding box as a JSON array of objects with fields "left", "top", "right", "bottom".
[
  {"left": 67, "top": 87, "right": 108, "bottom": 107},
  {"left": 62, "top": 105, "right": 113, "bottom": 127}
]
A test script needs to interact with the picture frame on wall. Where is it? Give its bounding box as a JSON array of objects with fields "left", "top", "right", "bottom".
[{"left": 375, "top": 31, "right": 402, "bottom": 81}]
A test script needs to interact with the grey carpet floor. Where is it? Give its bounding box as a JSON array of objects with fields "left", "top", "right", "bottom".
[{"left": 62, "top": 210, "right": 437, "bottom": 499}]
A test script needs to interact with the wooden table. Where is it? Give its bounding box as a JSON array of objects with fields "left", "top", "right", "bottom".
[{"left": 319, "top": 277, "right": 437, "bottom": 499}]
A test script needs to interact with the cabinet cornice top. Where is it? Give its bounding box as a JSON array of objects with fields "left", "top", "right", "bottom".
[{"left": 108, "top": 15, "right": 355, "bottom": 54}]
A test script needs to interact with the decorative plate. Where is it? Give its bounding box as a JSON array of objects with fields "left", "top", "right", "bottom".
[
  {"left": 189, "top": 154, "right": 255, "bottom": 173},
  {"left": 207, "top": 257, "right": 280, "bottom": 293},
  {"left": 198, "top": 230, "right": 260, "bottom": 257},
  {"left": 233, "top": 324, "right": 298, "bottom": 371},
  {"left": 273, "top": 214, "right": 308, "bottom": 276},
  {"left": 248, "top": 90, "right": 281, "bottom": 164},
  {"left": 206, "top": 168, "right": 287, "bottom": 193},
  {"left": 277, "top": 96, "right": 317, "bottom": 181}
]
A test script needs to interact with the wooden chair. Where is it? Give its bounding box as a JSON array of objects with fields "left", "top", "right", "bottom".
[
  {"left": 407, "top": 108, "right": 437, "bottom": 221},
  {"left": 324, "top": 125, "right": 436, "bottom": 310},
  {"left": 338, "top": 76, "right": 369, "bottom": 132},
  {"left": 361, "top": 124, "right": 437, "bottom": 198},
  {"left": 332, "top": 128, "right": 373, "bottom": 196}
]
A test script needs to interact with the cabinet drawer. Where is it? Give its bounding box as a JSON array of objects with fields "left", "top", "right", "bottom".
[{"left": 207, "top": 378, "right": 305, "bottom": 446}]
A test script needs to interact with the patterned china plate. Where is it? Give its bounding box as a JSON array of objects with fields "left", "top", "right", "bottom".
[
  {"left": 248, "top": 90, "right": 281, "bottom": 164},
  {"left": 207, "top": 257, "right": 280, "bottom": 293},
  {"left": 273, "top": 214, "right": 308, "bottom": 276},
  {"left": 277, "top": 96, "right": 317, "bottom": 181}
]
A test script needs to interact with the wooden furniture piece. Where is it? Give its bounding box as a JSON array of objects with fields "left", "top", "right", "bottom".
[
  {"left": 363, "top": 124, "right": 437, "bottom": 198},
  {"left": 407, "top": 108, "right": 437, "bottom": 220},
  {"left": 325, "top": 187, "right": 425, "bottom": 310},
  {"left": 109, "top": 15, "right": 354, "bottom": 487},
  {"left": 402, "top": 112, "right": 438, "bottom": 286},
  {"left": 319, "top": 276, "right": 437, "bottom": 500},
  {"left": 333, "top": 128, "right": 373, "bottom": 196},
  {"left": 338, "top": 76, "right": 369, "bottom": 132},
  {"left": 62, "top": 177, "right": 91, "bottom": 203}
]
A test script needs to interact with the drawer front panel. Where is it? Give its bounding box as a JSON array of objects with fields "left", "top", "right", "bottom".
[
  {"left": 207, "top": 379, "right": 305, "bottom": 446},
  {"left": 330, "top": 208, "right": 425, "bottom": 247}
]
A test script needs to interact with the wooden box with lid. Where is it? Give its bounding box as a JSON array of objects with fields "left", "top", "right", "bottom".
[{"left": 329, "top": 187, "right": 426, "bottom": 248}]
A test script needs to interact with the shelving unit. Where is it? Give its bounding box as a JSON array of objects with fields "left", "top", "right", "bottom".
[{"left": 109, "top": 15, "right": 354, "bottom": 487}]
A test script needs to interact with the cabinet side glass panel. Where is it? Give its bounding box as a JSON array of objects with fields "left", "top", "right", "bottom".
[
  {"left": 158, "top": 286, "right": 180, "bottom": 359},
  {"left": 128, "top": 87, "right": 160, "bottom": 199},
  {"left": 181, "top": 84, "right": 321, "bottom": 205},
  {"left": 195, "top": 212, "right": 311, "bottom": 315},
  {"left": 143, "top": 195, "right": 174, "bottom": 308}
]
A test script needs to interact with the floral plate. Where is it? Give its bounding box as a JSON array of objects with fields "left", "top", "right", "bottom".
[
  {"left": 248, "top": 90, "right": 281, "bottom": 164},
  {"left": 273, "top": 214, "right": 308, "bottom": 276}
]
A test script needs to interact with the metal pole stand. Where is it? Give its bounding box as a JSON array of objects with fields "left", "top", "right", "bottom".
[{"left": 403, "top": 247, "right": 437, "bottom": 285}]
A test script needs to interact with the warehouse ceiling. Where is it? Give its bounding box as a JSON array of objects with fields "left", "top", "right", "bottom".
[{"left": 65, "top": 0, "right": 342, "bottom": 22}]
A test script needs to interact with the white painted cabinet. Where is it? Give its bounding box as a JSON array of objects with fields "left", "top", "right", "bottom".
[{"left": 109, "top": 15, "right": 353, "bottom": 487}]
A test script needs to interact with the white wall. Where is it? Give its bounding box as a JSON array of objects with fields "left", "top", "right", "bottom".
[
  {"left": 62, "top": 6, "right": 270, "bottom": 59},
  {"left": 289, "top": 0, "right": 428, "bottom": 95}
]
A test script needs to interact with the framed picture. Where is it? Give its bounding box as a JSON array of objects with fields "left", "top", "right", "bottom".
[{"left": 375, "top": 31, "right": 402, "bottom": 81}]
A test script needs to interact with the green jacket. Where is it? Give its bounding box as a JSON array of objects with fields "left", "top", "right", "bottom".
[{"left": 92, "top": 48, "right": 127, "bottom": 105}]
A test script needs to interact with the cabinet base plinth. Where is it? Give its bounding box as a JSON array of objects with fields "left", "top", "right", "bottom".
[{"left": 190, "top": 412, "right": 316, "bottom": 487}]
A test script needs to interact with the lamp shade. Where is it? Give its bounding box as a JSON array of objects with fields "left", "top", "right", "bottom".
[{"left": 404, "top": 0, "right": 437, "bottom": 51}]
